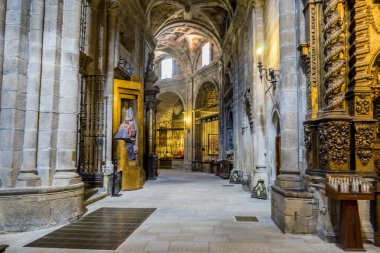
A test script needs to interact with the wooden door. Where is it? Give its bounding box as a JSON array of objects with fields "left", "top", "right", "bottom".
[{"left": 275, "top": 136, "right": 281, "bottom": 177}]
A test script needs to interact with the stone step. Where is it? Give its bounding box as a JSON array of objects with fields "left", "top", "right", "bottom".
[
  {"left": 84, "top": 187, "right": 98, "bottom": 199},
  {"left": 84, "top": 191, "right": 107, "bottom": 206}
]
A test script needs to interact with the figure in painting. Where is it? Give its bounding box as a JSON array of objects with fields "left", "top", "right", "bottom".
[{"left": 115, "top": 106, "right": 137, "bottom": 160}]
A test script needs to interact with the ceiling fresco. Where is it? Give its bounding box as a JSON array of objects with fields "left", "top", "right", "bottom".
[{"left": 139, "top": 0, "right": 236, "bottom": 74}]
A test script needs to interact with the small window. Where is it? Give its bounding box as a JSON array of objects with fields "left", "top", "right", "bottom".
[
  {"left": 202, "top": 43, "right": 210, "bottom": 67},
  {"left": 161, "top": 58, "right": 173, "bottom": 79}
]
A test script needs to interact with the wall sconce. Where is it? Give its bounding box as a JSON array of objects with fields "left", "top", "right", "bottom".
[{"left": 256, "top": 48, "right": 280, "bottom": 90}]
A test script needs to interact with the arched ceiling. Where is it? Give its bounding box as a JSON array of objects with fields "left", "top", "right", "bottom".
[{"left": 139, "top": 0, "right": 236, "bottom": 74}]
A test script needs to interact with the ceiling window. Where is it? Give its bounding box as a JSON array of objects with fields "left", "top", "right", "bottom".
[
  {"left": 202, "top": 43, "right": 210, "bottom": 67},
  {"left": 161, "top": 58, "right": 173, "bottom": 79}
]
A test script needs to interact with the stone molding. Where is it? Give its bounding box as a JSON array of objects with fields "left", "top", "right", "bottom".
[{"left": 0, "top": 183, "right": 84, "bottom": 233}]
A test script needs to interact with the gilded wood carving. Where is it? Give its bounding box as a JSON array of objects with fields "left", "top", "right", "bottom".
[
  {"left": 304, "top": 124, "right": 312, "bottom": 151},
  {"left": 303, "top": 0, "right": 380, "bottom": 173},
  {"left": 319, "top": 121, "right": 350, "bottom": 169},
  {"left": 354, "top": 123, "right": 376, "bottom": 166},
  {"left": 323, "top": 0, "right": 346, "bottom": 111},
  {"left": 356, "top": 95, "right": 371, "bottom": 115}
]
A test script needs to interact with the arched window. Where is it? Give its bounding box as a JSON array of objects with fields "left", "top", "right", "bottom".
[
  {"left": 202, "top": 43, "right": 210, "bottom": 67},
  {"left": 161, "top": 58, "right": 173, "bottom": 79}
]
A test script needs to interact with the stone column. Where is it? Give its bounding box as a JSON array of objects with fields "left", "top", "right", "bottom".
[
  {"left": 16, "top": 0, "right": 45, "bottom": 187},
  {"left": 252, "top": 2, "right": 267, "bottom": 189},
  {"left": 36, "top": 0, "right": 62, "bottom": 186},
  {"left": 53, "top": 0, "right": 82, "bottom": 186},
  {"left": 190, "top": 77, "right": 196, "bottom": 165},
  {"left": 0, "top": 0, "right": 30, "bottom": 188},
  {"left": 0, "top": 1, "right": 6, "bottom": 109},
  {"left": 0, "top": 1, "right": 5, "bottom": 188},
  {"left": 276, "top": 0, "right": 301, "bottom": 189},
  {"left": 104, "top": 5, "right": 120, "bottom": 171}
]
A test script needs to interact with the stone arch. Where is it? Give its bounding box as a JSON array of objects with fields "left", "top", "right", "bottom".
[
  {"left": 272, "top": 109, "right": 281, "bottom": 136},
  {"left": 157, "top": 90, "right": 187, "bottom": 112},
  {"left": 156, "top": 92, "right": 187, "bottom": 161},
  {"left": 267, "top": 109, "right": 281, "bottom": 188},
  {"left": 194, "top": 79, "right": 219, "bottom": 108},
  {"left": 194, "top": 80, "right": 220, "bottom": 162}
]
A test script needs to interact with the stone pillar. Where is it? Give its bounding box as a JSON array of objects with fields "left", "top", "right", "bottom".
[
  {"left": 0, "top": 1, "right": 6, "bottom": 109},
  {"left": 0, "top": 1, "right": 6, "bottom": 188},
  {"left": 104, "top": 5, "right": 120, "bottom": 171},
  {"left": 276, "top": 0, "right": 301, "bottom": 189},
  {"left": 0, "top": 0, "right": 30, "bottom": 188},
  {"left": 188, "top": 77, "right": 196, "bottom": 169},
  {"left": 252, "top": 2, "right": 267, "bottom": 189},
  {"left": 86, "top": 3, "right": 99, "bottom": 74},
  {"left": 16, "top": 0, "right": 44, "bottom": 187},
  {"left": 219, "top": 71, "right": 226, "bottom": 161},
  {"left": 53, "top": 0, "right": 82, "bottom": 186},
  {"left": 144, "top": 52, "right": 159, "bottom": 179},
  {"left": 36, "top": 0, "right": 62, "bottom": 186}
]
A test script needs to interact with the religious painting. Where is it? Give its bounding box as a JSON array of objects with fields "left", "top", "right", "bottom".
[{"left": 208, "top": 134, "right": 218, "bottom": 155}]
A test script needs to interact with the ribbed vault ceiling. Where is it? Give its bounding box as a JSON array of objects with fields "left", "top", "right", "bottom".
[{"left": 139, "top": 0, "right": 236, "bottom": 74}]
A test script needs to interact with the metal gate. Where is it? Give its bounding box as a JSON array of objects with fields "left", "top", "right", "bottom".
[{"left": 77, "top": 75, "right": 106, "bottom": 182}]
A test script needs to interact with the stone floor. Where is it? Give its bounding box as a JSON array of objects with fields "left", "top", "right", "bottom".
[{"left": 0, "top": 170, "right": 379, "bottom": 253}]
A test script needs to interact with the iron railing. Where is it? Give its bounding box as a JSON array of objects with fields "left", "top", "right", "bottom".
[{"left": 78, "top": 75, "right": 106, "bottom": 179}]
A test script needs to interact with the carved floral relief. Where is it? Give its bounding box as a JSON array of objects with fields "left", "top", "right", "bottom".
[
  {"left": 356, "top": 95, "right": 370, "bottom": 115},
  {"left": 355, "top": 123, "right": 376, "bottom": 166},
  {"left": 319, "top": 121, "right": 350, "bottom": 167}
]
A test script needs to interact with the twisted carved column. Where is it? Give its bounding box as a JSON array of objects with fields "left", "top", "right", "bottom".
[{"left": 323, "top": 0, "right": 346, "bottom": 111}]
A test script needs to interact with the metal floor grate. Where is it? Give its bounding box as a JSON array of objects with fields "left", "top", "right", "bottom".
[
  {"left": 24, "top": 207, "right": 156, "bottom": 250},
  {"left": 235, "top": 216, "right": 259, "bottom": 222}
]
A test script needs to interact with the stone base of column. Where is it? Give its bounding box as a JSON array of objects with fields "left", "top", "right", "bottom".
[
  {"left": 251, "top": 166, "right": 268, "bottom": 197},
  {"left": 37, "top": 167, "right": 55, "bottom": 186},
  {"left": 271, "top": 185, "right": 315, "bottom": 234},
  {"left": 183, "top": 161, "right": 192, "bottom": 171},
  {"left": 275, "top": 173, "right": 301, "bottom": 189},
  {"left": 53, "top": 171, "right": 82, "bottom": 186},
  {"left": 251, "top": 166, "right": 268, "bottom": 186},
  {"left": 0, "top": 183, "right": 84, "bottom": 232},
  {"left": 15, "top": 171, "right": 41, "bottom": 187}
]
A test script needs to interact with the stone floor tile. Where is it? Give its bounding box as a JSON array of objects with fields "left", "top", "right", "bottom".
[
  {"left": 169, "top": 241, "right": 209, "bottom": 252},
  {"left": 193, "top": 234, "right": 229, "bottom": 243},
  {"left": 210, "top": 242, "right": 271, "bottom": 253},
  {"left": 181, "top": 226, "right": 214, "bottom": 234},
  {"left": 144, "top": 241, "right": 170, "bottom": 252},
  {"left": 157, "top": 232, "right": 194, "bottom": 241}
]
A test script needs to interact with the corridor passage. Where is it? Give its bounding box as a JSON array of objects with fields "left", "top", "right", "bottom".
[{"left": 0, "top": 170, "right": 378, "bottom": 253}]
